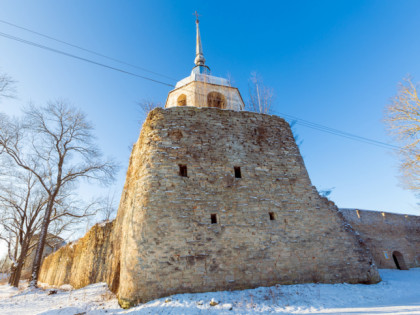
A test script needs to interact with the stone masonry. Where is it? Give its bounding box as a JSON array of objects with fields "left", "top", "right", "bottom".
[
  {"left": 40, "top": 107, "right": 381, "bottom": 308},
  {"left": 37, "top": 16, "right": 420, "bottom": 307},
  {"left": 39, "top": 221, "right": 119, "bottom": 292},
  {"left": 340, "top": 209, "right": 420, "bottom": 269}
]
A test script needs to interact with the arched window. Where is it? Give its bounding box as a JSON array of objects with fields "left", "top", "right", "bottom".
[
  {"left": 207, "top": 92, "right": 226, "bottom": 109},
  {"left": 177, "top": 94, "right": 187, "bottom": 106}
]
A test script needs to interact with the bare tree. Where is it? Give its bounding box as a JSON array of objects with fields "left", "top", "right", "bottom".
[
  {"left": 0, "top": 100, "right": 117, "bottom": 287},
  {"left": 0, "top": 154, "right": 102, "bottom": 287},
  {"left": 137, "top": 99, "right": 162, "bottom": 116},
  {"left": 98, "top": 190, "right": 118, "bottom": 222},
  {"left": 0, "top": 71, "right": 16, "bottom": 100},
  {"left": 385, "top": 77, "right": 420, "bottom": 192},
  {"left": 247, "top": 72, "right": 274, "bottom": 114},
  {"left": 0, "top": 254, "right": 11, "bottom": 274},
  {"left": 226, "top": 72, "right": 235, "bottom": 87},
  {"left": 0, "top": 170, "right": 47, "bottom": 287}
]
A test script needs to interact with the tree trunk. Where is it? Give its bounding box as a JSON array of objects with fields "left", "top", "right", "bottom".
[
  {"left": 29, "top": 200, "right": 53, "bottom": 287},
  {"left": 9, "top": 260, "right": 24, "bottom": 287},
  {"left": 8, "top": 264, "right": 17, "bottom": 286},
  {"left": 8, "top": 241, "right": 30, "bottom": 287}
]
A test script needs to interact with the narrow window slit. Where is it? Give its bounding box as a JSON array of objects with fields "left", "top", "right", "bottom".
[
  {"left": 269, "top": 212, "right": 275, "bottom": 221},
  {"left": 234, "top": 166, "right": 241, "bottom": 178},
  {"left": 179, "top": 164, "right": 188, "bottom": 177},
  {"left": 211, "top": 214, "right": 217, "bottom": 224}
]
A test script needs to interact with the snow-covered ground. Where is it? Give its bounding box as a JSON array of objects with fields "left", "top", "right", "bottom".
[{"left": 1, "top": 269, "right": 419, "bottom": 314}]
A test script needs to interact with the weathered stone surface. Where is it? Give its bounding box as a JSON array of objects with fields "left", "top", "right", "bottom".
[
  {"left": 39, "top": 107, "right": 381, "bottom": 308},
  {"left": 340, "top": 209, "right": 420, "bottom": 269},
  {"left": 39, "top": 221, "right": 118, "bottom": 290},
  {"left": 115, "top": 107, "right": 380, "bottom": 306},
  {"left": 22, "top": 235, "right": 65, "bottom": 279}
]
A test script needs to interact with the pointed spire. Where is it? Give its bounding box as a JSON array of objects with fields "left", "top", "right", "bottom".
[
  {"left": 192, "top": 11, "right": 210, "bottom": 75},
  {"left": 194, "top": 14, "right": 205, "bottom": 66}
]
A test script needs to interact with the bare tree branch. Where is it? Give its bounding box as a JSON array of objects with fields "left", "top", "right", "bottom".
[
  {"left": 0, "top": 71, "right": 17, "bottom": 101},
  {"left": 246, "top": 72, "right": 274, "bottom": 114},
  {"left": 385, "top": 76, "right": 420, "bottom": 193},
  {"left": 97, "top": 190, "right": 118, "bottom": 222},
  {"left": 0, "top": 100, "right": 118, "bottom": 287},
  {"left": 0, "top": 168, "right": 47, "bottom": 286},
  {"left": 137, "top": 99, "right": 162, "bottom": 115}
]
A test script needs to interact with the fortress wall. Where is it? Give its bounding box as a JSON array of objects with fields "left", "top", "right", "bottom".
[
  {"left": 116, "top": 107, "right": 380, "bottom": 307},
  {"left": 39, "top": 221, "right": 116, "bottom": 289},
  {"left": 340, "top": 209, "right": 420, "bottom": 269},
  {"left": 37, "top": 118, "right": 157, "bottom": 293}
]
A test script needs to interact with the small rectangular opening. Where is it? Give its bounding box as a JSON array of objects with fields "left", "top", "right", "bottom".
[
  {"left": 234, "top": 166, "right": 241, "bottom": 178},
  {"left": 211, "top": 214, "right": 217, "bottom": 224},
  {"left": 179, "top": 164, "right": 188, "bottom": 177},
  {"left": 269, "top": 212, "right": 275, "bottom": 221}
]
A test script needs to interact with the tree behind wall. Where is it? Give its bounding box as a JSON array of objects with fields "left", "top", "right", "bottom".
[
  {"left": 385, "top": 77, "right": 420, "bottom": 194},
  {"left": 137, "top": 99, "right": 163, "bottom": 125},
  {"left": 0, "top": 101, "right": 117, "bottom": 287},
  {"left": 0, "top": 170, "right": 47, "bottom": 287},
  {"left": 247, "top": 72, "right": 274, "bottom": 114}
]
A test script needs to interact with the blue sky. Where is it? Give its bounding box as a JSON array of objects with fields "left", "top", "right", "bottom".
[{"left": 0, "top": 0, "right": 419, "bottom": 216}]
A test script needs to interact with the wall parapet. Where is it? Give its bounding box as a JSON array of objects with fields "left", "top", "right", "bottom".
[{"left": 339, "top": 208, "right": 420, "bottom": 269}]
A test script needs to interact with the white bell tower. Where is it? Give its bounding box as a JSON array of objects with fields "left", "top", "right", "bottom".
[{"left": 165, "top": 13, "right": 245, "bottom": 111}]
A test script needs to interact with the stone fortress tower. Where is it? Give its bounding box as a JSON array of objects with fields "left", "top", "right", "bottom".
[{"left": 39, "top": 17, "right": 382, "bottom": 308}]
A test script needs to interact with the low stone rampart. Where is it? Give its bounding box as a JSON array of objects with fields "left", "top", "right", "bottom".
[
  {"left": 340, "top": 209, "right": 420, "bottom": 269},
  {"left": 38, "top": 221, "right": 119, "bottom": 290}
]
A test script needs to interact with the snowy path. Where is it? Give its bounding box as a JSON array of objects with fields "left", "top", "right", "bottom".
[{"left": 0, "top": 269, "right": 419, "bottom": 314}]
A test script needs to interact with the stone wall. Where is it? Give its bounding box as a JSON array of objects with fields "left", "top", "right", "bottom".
[
  {"left": 116, "top": 107, "right": 379, "bottom": 307},
  {"left": 38, "top": 221, "right": 119, "bottom": 291},
  {"left": 39, "top": 107, "right": 382, "bottom": 308},
  {"left": 22, "top": 235, "right": 65, "bottom": 279},
  {"left": 340, "top": 209, "right": 420, "bottom": 269}
]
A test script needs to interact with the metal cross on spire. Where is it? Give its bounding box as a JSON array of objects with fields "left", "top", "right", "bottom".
[{"left": 193, "top": 11, "right": 200, "bottom": 23}]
